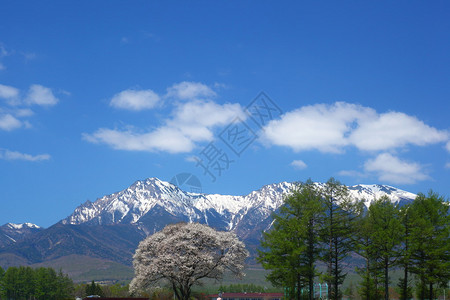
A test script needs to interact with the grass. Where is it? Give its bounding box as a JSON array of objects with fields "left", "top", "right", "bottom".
[{"left": 30, "top": 254, "right": 134, "bottom": 283}]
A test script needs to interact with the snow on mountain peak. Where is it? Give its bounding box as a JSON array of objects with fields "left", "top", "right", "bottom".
[
  {"left": 61, "top": 178, "right": 416, "bottom": 231},
  {"left": 6, "top": 222, "right": 41, "bottom": 230}
]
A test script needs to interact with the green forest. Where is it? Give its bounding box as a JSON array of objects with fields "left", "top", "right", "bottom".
[
  {"left": 0, "top": 266, "right": 73, "bottom": 300},
  {"left": 258, "top": 178, "right": 450, "bottom": 300}
]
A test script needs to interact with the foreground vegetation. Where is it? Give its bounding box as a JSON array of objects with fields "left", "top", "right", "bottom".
[
  {"left": 0, "top": 266, "right": 73, "bottom": 300},
  {"left": 258, "top": 178, "right": 449, "bottom": 300}
]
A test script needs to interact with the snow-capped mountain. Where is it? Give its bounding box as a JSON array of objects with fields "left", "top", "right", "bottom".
[
  {"left": 0, "top": 223, "right": 43, "bottom": 248},
  {"left": 0, "top": 178, "right": 418, "bottom": 270},
  {"left": 61, "top": 178, "right": 416, "bottom": 235},
  {"left": 61, "top": 178, "right": 295, "bottom": 234}
]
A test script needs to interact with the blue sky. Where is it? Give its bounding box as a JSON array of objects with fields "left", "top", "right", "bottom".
[{"left": 0, "top": 1, "right": 449, "bottom": 227}]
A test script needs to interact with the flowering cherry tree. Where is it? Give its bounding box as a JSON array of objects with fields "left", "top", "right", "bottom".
[{"left": 130, "top": 222, "right": 249, "bottom": 300}]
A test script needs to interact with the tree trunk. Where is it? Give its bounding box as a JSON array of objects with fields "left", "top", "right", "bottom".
[
  {"left": 429, "top": 282, "right": 433, "bottom": 300},
  {"left": 385, "top": 257, "right": 389, "bottom": 300},
  {"left": 328, "top": 199, "right": 333, "bottom": 299},
  {"left": 172, "top": 282, "right": 181, "bottom": 300},
  {"left": 402, "top": 265, "right": 408, "bottom": 300},
  {"left": 334, "top": 237, "right": 339, "bottom": 300}
]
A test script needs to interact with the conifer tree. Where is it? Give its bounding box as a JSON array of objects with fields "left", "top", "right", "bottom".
[
  {"left": 409, "top": 191, "right": 450, "bottom": 300},
  {"left": 365, "top": 196, "right": 403, "bottom": 300},
  {"left": 320, "top": 178, "right": 362, "bottom": 300},
  {"left": 355, "top": 212, "right": 382, "bottom": 300},
  {"left": 258, "top": 180, "right": 324, "bottom": 300},
  {"left": 397, "top": 204, "right": 413, "bottom": 300}
]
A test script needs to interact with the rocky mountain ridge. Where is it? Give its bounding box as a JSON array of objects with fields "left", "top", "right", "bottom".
[{"left": 0, "top": 178, "right": 417, "bottom": 271}]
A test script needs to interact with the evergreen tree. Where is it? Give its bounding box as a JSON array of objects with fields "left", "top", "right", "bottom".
[
  {"left": 320, "top": 178, "right": 362, "bottom": 300},
  {"left": 397, "top": 204, "right": 413, "bottom": 300},
  {"left": 17, "top": 266, "right": 35, "bottom": 299},
  {"left": 409, "top": 191, "right": 450, "bottom": 300},
  {"left": 366, "top": 196, "right": 403, "bottom": 300},
  {"left": 56, "top": 269, "right": 74, "bottom": 299},
  {"left": 355, "top": 212, "right": 382, "bottom": 300},
  {"left": 2, "top": 266, "right": 19, "bottom": 300},
  {"left": 86, "top": 280, "right": 104, "bottom": 297},
  {"left": 258, "top": 180, "right": 324, "bottom": 300}
]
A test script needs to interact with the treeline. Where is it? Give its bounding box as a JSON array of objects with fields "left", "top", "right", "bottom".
[
  {"left": 258, "top": 178, "right": 450, "bottom": 300},
  {"left": 0, "top": 266, "right": 73, "bottom": 300}
]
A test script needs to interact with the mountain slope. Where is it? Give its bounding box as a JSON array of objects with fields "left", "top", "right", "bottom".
[
  {"left": 0, "top": 223, "right": 43, "bottom": 248},
  {"left": 62, "top": 178, "right": 415, "bottom": 231},
  {"left": 0, "top": 223, "right": 145, "bottom": 266},
  {"left": 0, "top": 178, "right": 417, "bottom": 272}
]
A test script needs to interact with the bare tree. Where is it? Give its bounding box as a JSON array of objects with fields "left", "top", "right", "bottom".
[{"left": 130, "top": 222, "right": 249, "bottom": 300}]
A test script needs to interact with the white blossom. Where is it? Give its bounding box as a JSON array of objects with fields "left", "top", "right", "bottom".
[{"left": 130, "top": 223, "right": 248, "bottom": 300}]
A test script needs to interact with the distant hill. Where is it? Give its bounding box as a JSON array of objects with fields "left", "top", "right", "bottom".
[{"left": 0, "top": 177, "right": 417, "bottom": 281}]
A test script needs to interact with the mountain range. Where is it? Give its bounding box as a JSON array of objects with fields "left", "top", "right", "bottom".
[{"left": 0, "top": 177, "right": 417, "bottom": 281}]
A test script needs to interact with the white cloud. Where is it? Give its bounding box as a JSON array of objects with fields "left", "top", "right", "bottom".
[
  {"left": 83, "top": 127, "right": 195, "bottom": 153},
  {"left": 169, "top": 100, "right": 245, "bottom": 141},
  {"left": 350, "top": 112, "right": 448, "bottom": 151},
  {"left": 0, "top": 114, "right": 21, "bottom": 131},
  {"left": 290, "top": 160, "right": 307, "bottom": 170},
  {"left": 85, "top": 98, "right": 246, "bottom": 153},
  {"left": 110, "top": 89, "right": 160, "bottom": 111},
  {"left": 14, "top": 108, "right": 34, "bottom": 117},
  {"left": 0, "top": 63, "right": 5, "bottom": 70},
  {"left": 0, "top": 149, "right": 50, "bottom": 161},
  {"left": 263, "top": 102, "right": 375, "bottom": 153},
  {"left": 445, "top": 162, "right": 450, "bottom": 169},
  {"left": 263, "top": 102, "right": 448, "bottom": 154},
  {"left": 0, "top": 83, "right": 20, "bottom": 100},
  {"left": 166, "top": 81, "right": 216, "bottom": 100},
  {"left": 25, "top": 84, "right": 59, "bottom": 106},
  {"left": 364, "top": 153, "right": 429, "bottom": 184},
  {"left": 446, "top": 141, "right": 450, "bottom": 153}
]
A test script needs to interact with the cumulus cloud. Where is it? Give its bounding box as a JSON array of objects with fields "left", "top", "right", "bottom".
[
  {"left": 446, "top": 141, "right": 450, "bottom": 153},
  {"left": 350, "top": 112, "right": 447, "bottom": 151},
  {"left": 166, "top": 81, "right": 216, "bottom": 100},
  {"left": 85, "top": 98, "right": 246, "bottom": 153},
  {"left": 0, "top": 114, "right": 22, "bottom": 131},
  {"left": 169, "top": 100, "right": 245, "bottom": 141},
  {"left": 0, "top": 83, "right": 61, "bottom": 132},
  {"left": 290, "top": 160, "right": 307, "bottom": 170},
  {"left": 110, "top": 89, "right": 160, "bottom": 111},
  {"left": 0, "top": 84, "right": 20, "bottom": 104},
  {"left": 14, "top": 108, "right": 34, "bottom": 117},
  {"left": 263, "top": 102, "right": 375, "bottom": 153},
  {"left": 0, "top": 149, "right": 50, "bottom": 161},
  {"left": 25, "top": 84, "right": 59, "bottom": 106},
  {"left": 83, "top": 127, "right": 195, "bottom": 153},
  {"left": 364, "top": 153, "right": 429, "bottom": 184},
  {"left": 263, "top": 102, "right": 448, "bottom": 153}
]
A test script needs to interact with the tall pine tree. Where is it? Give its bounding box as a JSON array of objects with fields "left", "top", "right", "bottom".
[
  {"left": 320, "top": 178, "right": 362, "bottom": 300},
  {"left": 366, "top": 196, "right": 403, "bottom": 300},
  {"left": 409, "top": 191, "right": 450, "bottom": 300},
  {"left": 258, "top": 180, "right": 324, "bottom": 300}
]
